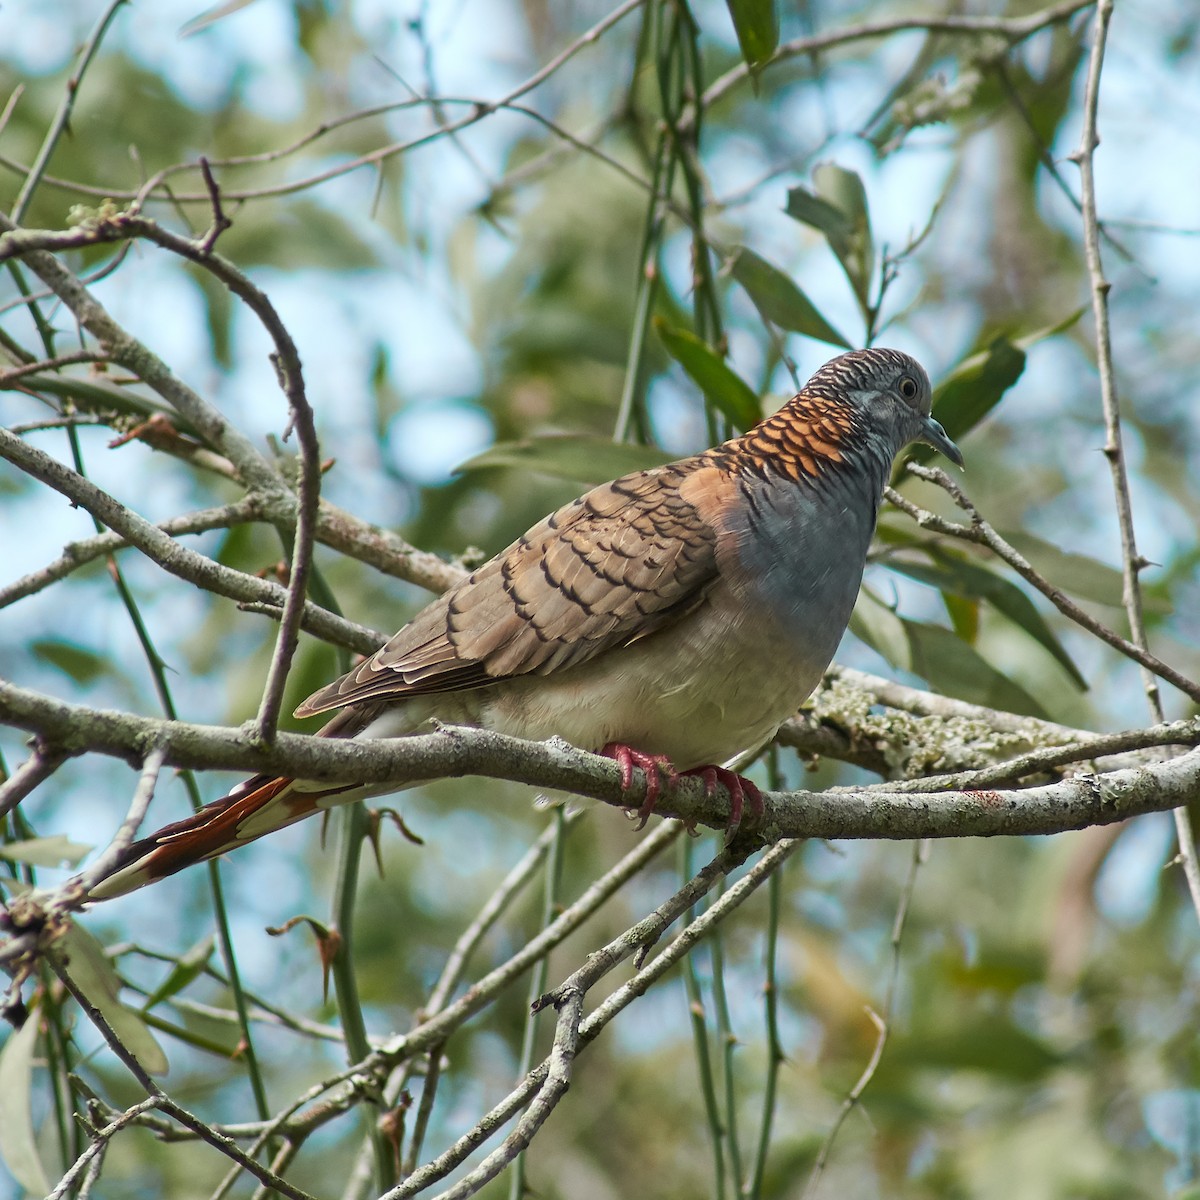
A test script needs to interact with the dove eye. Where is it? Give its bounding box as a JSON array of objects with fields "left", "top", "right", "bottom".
[{"left": 898, "top": 376, "right": 918, "bottom": 401}]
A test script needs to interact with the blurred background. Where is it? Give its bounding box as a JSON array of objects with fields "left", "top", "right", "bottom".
[{"left": 2, "top": 0, "right": 1200, "bottom": 1196}]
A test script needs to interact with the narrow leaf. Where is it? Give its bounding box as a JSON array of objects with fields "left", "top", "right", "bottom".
[
  {"left": 32, "top": 639, "right": 108, "bottom": 685},
  {"left": 942, "top": 592, "right": 980, "bottom": 643},
  {"left": 655, "top": 319, "right": 761, "bottom": 431},
  {"left": 904, "top": 313, "right": 1083, "bottom": 469},
  {"left": 455, "top": 435, "right": 672, "bottom": 487},
  {"left": 904, "top": 619, "right": 1048, "bottom": 718},
  {"left": 0, "top": 835, "right": 93, "bottom": 869},
  {"left": 888, "top": 553, "right": 1088, "bottom": 690},
  {"left": 1002, "top": 530, "right": 1171, "bottom": 615},
  {"left": 853, "top": 592, "right": 1047, "bottom": 717},
  {"left": 787, "top": 165, "right": 875, "bottom": 307},
  {"left": 849, "top": 591, "right": 911, "bottom": 673},
  {"left": 142, "top": 935, "right": 216, "bottom": 1012},
  {"left": 730, "top": 247, "right": 851, "bottom": 349},
  {"left": 1013, "top": 307, "right": 1086, "bottom": 350},
  {"left": 0, "top": 1015, "right": 50, "bottom": 1195},
  {"left": 784, "top": 188, "right": 849, "bottom": 241},
  {"left": 59, "top": 926, "right": 170, "bottom": 1076},
  {"left": 724, "top": 0, "right": 779, "bottom": 69},
  {"left": 922, "top": 336, "right": 1026, "bottom": 455}
]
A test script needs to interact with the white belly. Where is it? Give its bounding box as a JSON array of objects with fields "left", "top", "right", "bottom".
[{"left": 468, "top": 599, "right": 827, "bottom": 769}]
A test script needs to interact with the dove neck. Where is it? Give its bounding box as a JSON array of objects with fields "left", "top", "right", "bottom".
[{"left": 726, "top": 394, "right": 893, "bottom": 499}]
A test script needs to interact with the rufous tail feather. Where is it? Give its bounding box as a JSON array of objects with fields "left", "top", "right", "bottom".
[{"left": 86, "top": 776, "right": 357, "bottom": 900}]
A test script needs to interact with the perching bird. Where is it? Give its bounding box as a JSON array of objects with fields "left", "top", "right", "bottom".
[{"left": 88, "top": 347, "right": 961, "bottom": 900}]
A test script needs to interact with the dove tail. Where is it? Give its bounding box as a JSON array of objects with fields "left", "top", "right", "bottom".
[{"left": 86, "top": 775, "right": 355, "bottom": 901}]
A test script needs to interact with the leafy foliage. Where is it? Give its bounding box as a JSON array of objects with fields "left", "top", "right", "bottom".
[{"left": 2, "top": 3, "right": 1200, "bottom": 1199}]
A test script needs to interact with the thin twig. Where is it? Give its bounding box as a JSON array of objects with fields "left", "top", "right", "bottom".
[
  {"left": 384, "top": 839, "right": 748, "bottom": 1199},
  {"left": 0, "top": 348, "right": 110, "bottom": 385},
  {"left": 0, "top": 497, "right": 266, "bottom": 609},
  {"left": 0, "top": 741, "right": 67, "bottom": 820},
  {"left": 1069, "top": 0, "right": 1200, "bottom": 921},
  {"left": 701, "top": 0, "right": 1094, "bottom": 110},
  {"left": 76, "top": 744, "right": 167, "bottom": 892},
  {"left": 888, "top": 466, "right": 1200, "bottom": 704},
  {"left": 0, "top": 210, "right": 285, "bottom": 496},
  {"left": 9, "top": 0, "right": 129, "bottom": 223},
  {"left": 55, "top": 0, "right": 647, "bottom": 212},
  {"left": 803, "top": 840, "right": 929, "bottom": 1197},
  {"left": 0, "top": 426, "right": 380, "bottom": 654},
  {"left": 48, "top": 959, "right": 319, "bottom": 1200},
  {"left": 46, "top": 1097, "right": 160, "bottom": 1200}
]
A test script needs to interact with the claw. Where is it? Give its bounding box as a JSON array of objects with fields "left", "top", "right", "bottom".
[
  {"left": 600, "top": 743, "right": 675, "bottom": 829},
  {"left": 599, "top": 746, "right": 763, "bottom": 839},
  {"left": 678, "top": 766, "right": 764, "bottom": 843}
]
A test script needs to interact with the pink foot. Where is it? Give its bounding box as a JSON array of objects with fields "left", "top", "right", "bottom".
[
  {"left": 600, "top": 743, "right": 676, "bottom": 830},
  {"left": 678, "top": 766, "right": 764, "bottom": 842}
]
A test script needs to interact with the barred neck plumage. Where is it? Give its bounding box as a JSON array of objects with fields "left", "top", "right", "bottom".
[{"left": 708, "top": 388, "right": 879, "bottom": 486}]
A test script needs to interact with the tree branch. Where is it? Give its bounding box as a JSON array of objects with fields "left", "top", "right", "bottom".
[
  {"left": 1, "top": 678, "right": 1196, "bottom": 866},
  {"left": 0, "top": 426, "right": 380, "bottom": 655},
  {"left": 888, "top": 466, "right": 1200, "bottom": 704}
]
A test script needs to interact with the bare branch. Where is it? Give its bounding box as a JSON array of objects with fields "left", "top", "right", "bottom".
[
  {"left": 9, "top": 0, "right": 129, "bottom": 223},
  {"left": 47, "top": 959, "right": 320, "bottom": 1200},
  {"left": 0, "top": 497, "right": 265, "bottom": 609},
  {"left": 0, "top": 740, "right": 68, "bottom": 820},
  {"left": 1070, "top": 0, "right": 1200, "bottom": 921},
  {"left": 1, "top": 678, "right": 1197, "bottom": 875},
  {"left": 0, "top": 209, "right": 285, "bottom": 496},
  {"left": 701, "top": 0, "right": 1094, "bottom": 110},
  {"left": 888, "top": 466, "right": 1200, "bottom": 705},
  {"left": 0, "top": 426, "right": 380, "bottom": 654},
  {"left": 803, "top": 841, "right": 928, "bottom": 1197}
]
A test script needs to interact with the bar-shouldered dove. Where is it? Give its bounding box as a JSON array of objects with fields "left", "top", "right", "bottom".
[{"left": 88, "top": 347, "right": 961, "bottom": 899}]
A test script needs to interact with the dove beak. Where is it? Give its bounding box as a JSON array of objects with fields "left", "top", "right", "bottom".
[{"left": 920, "top": 415, "right": 964, "bottom": 468}]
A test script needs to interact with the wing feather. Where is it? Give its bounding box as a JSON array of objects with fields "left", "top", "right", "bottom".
[{"left": 295, "top": 459, "right": 722, "bottom": 717}]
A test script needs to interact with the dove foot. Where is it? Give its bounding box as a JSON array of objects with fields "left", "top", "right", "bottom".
[
  {"left": 600, "top": 745, "right": 762, "bottom": 839},
  {"left": 677, "top": 766, "right": 764, "bottom": 842},
  {"left": 600, "top": 743, "right": 676, "bottom": 829}
]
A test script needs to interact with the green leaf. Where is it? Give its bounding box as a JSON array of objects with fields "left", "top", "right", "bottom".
[
  {"left": 852, "top": 592, "right": 1048, "bottom": 718},
  {"left": 903, "top": 313, "right": 1083, "bottom": 470},
  {"left": 724, "top": 0, "right": 779, "bottom": 70},
  {"left": 0, "top": 1013, "right": 50, "bottom": 1196},
  {"left": 0, "top": 835, "right": 93, "bottom": 869},
  {"left": 941, "top": 591, "right": 980, "bottom": 643},
  {"left": 889, "top": 1019, "right": 1061, "bottom": 1080},
  {"left": 32, "top": 639, "right": 108, "bottom": 685},
  {"left": 455, "top": 435, "right": 672, "bottom": 487},
  {"left": 142, "top": 935, "right": 216, "bottom": 1012},
  {"left": 1002, "top": 530, "right": 1172, "bottom": 615},
  {"left": 887, "top": 552, "right": 1088, "bottom": 690},
  {"left": 1012, "top": 307, "right": 1086, "bottom": 351},
  {"left": 655, "top": 319, "right": 761, "bottom": 431},
  {"left": 58, "top": 926, "right": 170, "bottom": 1076},
  {"left": 786, "top": 164, "right": 875, "bottom": 308},
  {"left": 904, "top": 618, "right": 1048, "bottom": 718},
  {"left": 729, "top": 247, "right": 852, "bottom": 349},
  {"left": 850, "top": 590, "right": 911, "bottom": 671},
  {"left": 922, "top": 336, "right": 1027, "bottom": 456},
  {"left": 783, "top": 189, "right": 848, "bottom": 242}
]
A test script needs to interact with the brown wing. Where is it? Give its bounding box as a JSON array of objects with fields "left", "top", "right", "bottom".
[{"left": 295, "top": 459, "right": 723, "bottom": 717}]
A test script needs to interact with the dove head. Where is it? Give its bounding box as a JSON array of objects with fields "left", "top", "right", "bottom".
[{"left": 808, "top": 347, "right": 963, "bottom": 468}]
